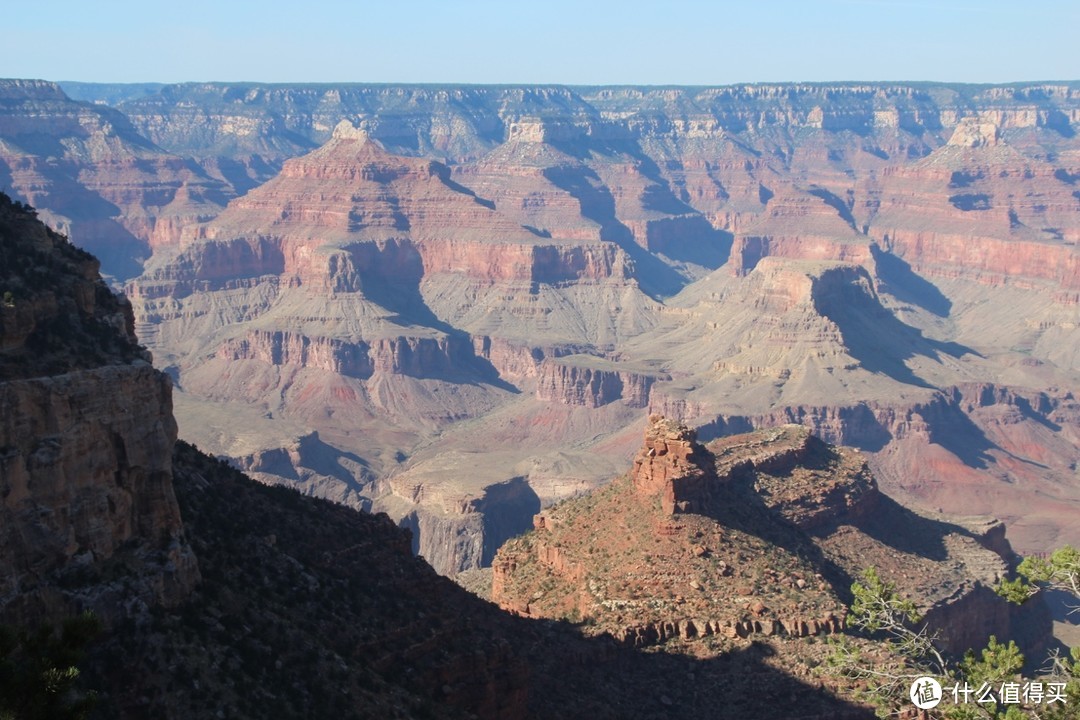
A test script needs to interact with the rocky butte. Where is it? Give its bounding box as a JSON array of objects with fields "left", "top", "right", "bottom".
[
  {"left": 493, "top": 416, "right": 1051, "bottom": 658},
  {"left": 2, "top": 79, "right": 1078, "bottom": 579}
]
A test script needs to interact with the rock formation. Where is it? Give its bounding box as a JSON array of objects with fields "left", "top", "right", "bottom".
[
  {"left": 0, "top": 192, "right": 199, "bottom": 626},
  {"left": 630, "top": 415, "right": 715, "bottom": 513},
  {"left": 493, "top": 417, "right": 1049, "bottom": 657}
]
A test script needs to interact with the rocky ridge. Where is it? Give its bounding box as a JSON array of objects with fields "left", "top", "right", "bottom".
[{"left": 492, "top": 416, "right": 1045, "bottom": 657}]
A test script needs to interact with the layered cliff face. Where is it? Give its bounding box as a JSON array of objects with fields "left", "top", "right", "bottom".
[
  {"left": 862, "top": 119, "right": 1080, "bottom": 291},
  {"left": 0, "top": 192, "right": 198, "bottom": 626},
  {"left": 100, "top": 81, "right": 1080, "bottom": 161},
  {"left": 534, "top": 356, "right": 666, "bottom": 409},
  {"left": 10, "top": 79, "right": 1069, "bottom": 574}
]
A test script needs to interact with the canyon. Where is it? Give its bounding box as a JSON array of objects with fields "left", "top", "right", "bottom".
[
  {"left": 2, "top": 79, "right": 1078, "bottom": 577},
  {"left": 0, "top": 192, "right": 880, "bottom": 718}
]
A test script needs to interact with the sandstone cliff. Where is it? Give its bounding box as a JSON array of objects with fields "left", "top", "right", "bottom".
[{"left": 535, "top": 356, "right": 666, "bottom": 408}]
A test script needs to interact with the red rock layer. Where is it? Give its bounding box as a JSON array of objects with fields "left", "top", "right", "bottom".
[
  {"left": 217, "top": 330, "right": 373, "bottom": 378},
  {"left": 728, "top": 188, "right": 874, "bottom": 275},
  {"left": 865, "top": 131, "right": 1080, "bottom": 291},
  {"left": 145, "top": 124, "right": 633, "bottom": 298},
  {"left": 630, "top": 415, "right": 715, "bottom": 514},
  {"left": 731, "top": 234, "right": 875, "bottom": 275}
]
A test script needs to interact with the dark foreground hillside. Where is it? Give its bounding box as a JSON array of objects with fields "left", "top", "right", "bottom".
[{"left": 82, "top": 441, "right": 872, "bottom": 719}]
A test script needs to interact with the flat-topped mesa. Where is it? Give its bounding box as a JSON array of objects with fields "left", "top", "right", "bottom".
[{"left": 631, "top": 414, "right": 715, "bottom": 514}]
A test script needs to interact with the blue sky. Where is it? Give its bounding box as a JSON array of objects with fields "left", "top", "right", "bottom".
[{"left": 4, "top": 0, "right": 1077, "bottom": 85}]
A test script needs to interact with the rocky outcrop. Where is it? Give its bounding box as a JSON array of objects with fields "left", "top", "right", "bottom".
[
  {"left": 630, "top": 415, "right": 716, "bottom": 514},
  {"left": 615, "top": 611, "right": 846, "bottom": 648},
  {"left": 0, "top": 193, "right": 198, "bottom": 626},
  {"left": 493, "top": 416, "right": 1040, "bottom": 658},
  {"left": 0, "top": 364, "right": 198, "bottom": 623},
  {"left": 421, "top": 239, "right": 629, "bottom": 283},
  {"left": 492, "top": 419, "right": 857, "bottom": 648},
  {"left": 470, "top": 336, "right": 547, "bottom": 380},
  {"left": 709, "top": 425, "right": 879, "bottom": 531},
  {"left": 368, "top": 335, "right": 472, "bottom": 378},
  {"left": 731, "top": 234, "right": 875, "bottom": 276}
]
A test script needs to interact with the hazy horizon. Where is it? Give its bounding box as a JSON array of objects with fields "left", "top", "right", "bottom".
[
  {"left": 49, "top": 78, "right": 1080, "bottom": 87},
  {"left": 5, "top": 0, "right": 1077, "bottom": 86}
]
